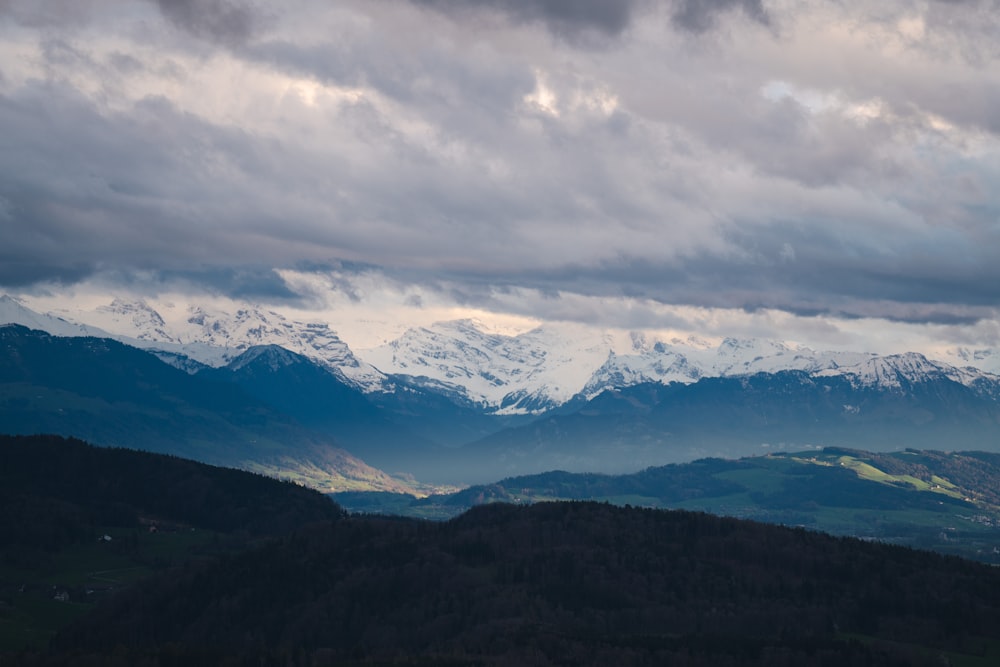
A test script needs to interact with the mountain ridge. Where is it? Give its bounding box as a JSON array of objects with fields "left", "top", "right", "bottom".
[{"left": 7, "top": 295, "right": 1000, "bottom": 416}]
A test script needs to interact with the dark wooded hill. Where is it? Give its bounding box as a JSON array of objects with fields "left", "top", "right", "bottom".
[
  {"left": 0, "top": 434, "right": 344, "bottom": 547},
  {"left": 0, "top": 435, "right": 345, "bottom": 653},
  {"left": 45, "top": 501, "right": 1000, "bottom": 666}
]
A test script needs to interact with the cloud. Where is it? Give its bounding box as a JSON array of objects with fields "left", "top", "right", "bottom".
[
  {"left": 670, "top": 0, "right": 770, "bottom": 32},
  {"left": 160, "top": 267, "right": 303, "bottom": 301},
  {"left": 0, "top": 0, "right": 100, "bottom": 28},
  {"left": 405, "top": 0, "right": 775, "bottom": 39},
  {"left": 2, "top": 0, "right": 1000, "bottom": 342},
  {"left": 152, "top": 0, "right": 259, "bottom": 46},
  {"left": 407, "top": 0, "right": 641, "bottom": 40}
]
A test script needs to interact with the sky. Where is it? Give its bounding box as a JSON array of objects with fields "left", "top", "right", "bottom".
[{"left": 1, "top": 0, "right": 999, "bottom": 356}]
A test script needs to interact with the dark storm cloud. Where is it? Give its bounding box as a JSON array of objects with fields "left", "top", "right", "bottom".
[
  {"left": 505, "top": 252, "right": 1000, "bottom": 327},
  {"left": 159, "top": 268, "right": 302, "bottom": 301},
  {"left": 405, "top": 0, "right": 774, "bottom": 39},
  {"left": 670, "top": 0, "right": 770, "bottom": 32},
  {"left": 408, "top": 0, "right": 641, "bottom": 39},
  {"left": 152, "top": 0, "right": 258, "bottom": 45},
  {"left": 0, "top": 257, "right": 95, "bottom": 289}
]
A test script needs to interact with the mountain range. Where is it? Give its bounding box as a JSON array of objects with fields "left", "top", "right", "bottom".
[
  {"left": 3, "top": 294, "right": 1000, "bottom": 485},
  {"left": 6, "top": 294, "right": 1000, "bottom": 407}
]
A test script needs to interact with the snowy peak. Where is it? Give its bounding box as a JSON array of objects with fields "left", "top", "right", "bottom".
[
  {"left": 581, "top": 348, "right": 703, "bottom": 398},
  {"left": 8, "top": 293, "right": 1000, "bottom": 411},
  {"left": 97, "top": 298, "right": 174, "bottom": 342},
  {"left": 714, "top": 337, "right": 793, "bottom": 374},
  {"left": 818, "top": 352, "right": 936, "bottom": 389},
  {"left": 581, "top": 336, "right": 876, "bottom": 399},
  {"left": 718, "top": 336, "right": 789, "bottom": 354},
  {"left": 817, "top": 352, "right": 1000, "bottom": 392},
  {"left": 182, "top": 305, "right": 298, "bottom": 351},
  {"left": 159, "top": 304, "right": 386, "bottom": 390},
  {"left": 366, "top": 318, "right": 1000, "bottom": 412},
  {"left": 706, "top": 337, "right": 873, "bottom": 376},
  {"left": 364, "top": 320, "right": 613, "bottom": 414},
  {"left": 0, "top": 296, "right": 386, "bottom": 392},
  {"left": 367, "top": 322, "right": 545, "bottom": 408},
  {"left": 0, "top": 295, "right": 111, "bottom": 339}
]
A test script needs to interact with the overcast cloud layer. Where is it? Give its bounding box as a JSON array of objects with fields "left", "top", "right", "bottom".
[{"left": 2, "top": 0, "right": 999, "bottom": 350}]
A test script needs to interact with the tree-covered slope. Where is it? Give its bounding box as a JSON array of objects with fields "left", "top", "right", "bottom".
[
  {"left": 46, "top": 501, "right": 1000, "bottom": 666},
  {"left": 0, "top": 435, "right": 345, "bottom": 651},
  {"left": 0, "top": 434, "right": 344, "bottom": 541}
]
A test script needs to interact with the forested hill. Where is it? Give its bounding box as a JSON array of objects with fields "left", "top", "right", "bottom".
[
  {"left": 0, "top": 434, "right": 344, "bottom": 545},
  {"left": 47, "top": 501, "right": 1000, "bottom": 666},
  {"left": 0, "top": 435, "right": 346, "bottom": 654}
]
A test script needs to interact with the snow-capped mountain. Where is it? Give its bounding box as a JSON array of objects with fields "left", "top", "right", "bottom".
[
  {"left": 580, "top": 336, "right": 876, "bottom": 399},
  {"left": 816, "top": 352, "right": 1000, "bottom": 394},
  {"left": 580, "top": 341, "right": 704, "bottom": 398},
  {"left": 366, "top": 321, "right": 950, "bottom": 412},
  {"left": 6, "top": 294, "right": 1000, "bottom": 414},
  {"left": 96, "top": 298, "right": 176, "bottom": 343},
  {"left": 2, "top": 296, "right": 386, "bottom": 391},
  {"left": 163, "top": 303, "right": 385, "bottom": 390},
  {"left": 0, "top": 295, "right": 111, "bottom": 339},
  {"left": 702, "top": 337, "right": 875, "bottom": 376},
  {"left": 361, "top": 319, "right": 614, "bottom": 414}
]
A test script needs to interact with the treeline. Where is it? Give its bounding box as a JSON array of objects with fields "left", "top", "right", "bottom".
[
  {"left": 46, "top": 501, "right": 1000, "bottom": 666},
  {"left": 0, "top": 434, "right": 344, "bottom": 554}
]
